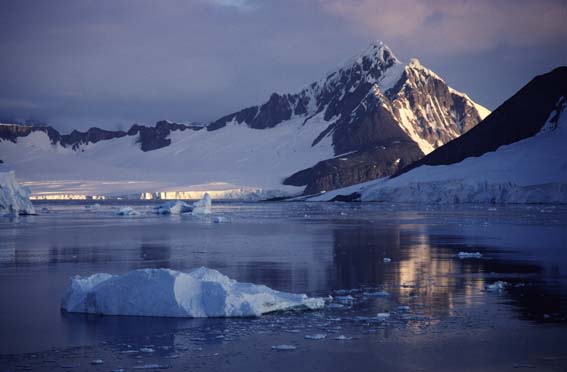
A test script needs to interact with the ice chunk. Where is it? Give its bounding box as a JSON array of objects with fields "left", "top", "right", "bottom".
[
  {"left": 485, "top": 281, "right": 508, "bottom": 292},
  {"left": 117, "top": 207, "right": 141, "bottom": 216},
  {"left": 271, "top": 345, "right": 296, "bottom": 351},
  {"left": 304, "top": 333, "right": 326, "bottom": 340},
  {"left": 213, "top": 216, "right": 227, "bottom": 223},
  {"left": 0, "top": 171, "right": 35, "bottom": 215},
  {"left": 192, "top": 193, "right": 212, "bottom": 215},
  {"left": 335, "top": 295, "right": 354, "bottom": 304},
  {"left": 383, "top": 257, "right": 392, "bottom": 263},
  {"left": 363, "top": 290, "right": 390, "bottom": 297},
  {"left": 61, "top": 267, "right": 325, "bottom": 317},
  {"left": 457, "top": 252, "right": 482, "bottom": 259},
  {"left": 376, "top": 312, "right": 390, "bottom": 321},
  {"left": 334, "top": 335, "right": 352, "bottom": 340},
  {"left": 85, "top": 203, "right": 101, "bottom": 210},
  {"left": 154, "top": 200, "right": 193, "bottom": 215},
  {"left": 91, "top": 359, "right": 103, "bottom": 365}
]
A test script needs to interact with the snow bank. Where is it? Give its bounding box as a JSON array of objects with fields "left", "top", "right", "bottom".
[
  {"left": 61, "top": 267, "right": 325, "bottom": 317},
  {"left": 0, "top": 171, "right": 35, "bottom": 215}
]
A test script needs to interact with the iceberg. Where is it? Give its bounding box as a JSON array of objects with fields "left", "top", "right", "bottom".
[
  {"left": 191, "top": 193, "right": 212, "bottom": 215},
  {"left": 61, "top": 267, "right": 325, "bottom": 317},
  {"left": 0, "top": 171, "right": 35, "bottom": 215},
  {"left": 153, "top": 194, "right": 212, "bottom": 215},
  {"left": 154, "top": 200, "right": 193, "bottom": 215}
]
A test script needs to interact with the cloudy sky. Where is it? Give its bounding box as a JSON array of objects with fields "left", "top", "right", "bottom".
[{"left": 1, "top": 0, "right": 565, "bottom": 131}]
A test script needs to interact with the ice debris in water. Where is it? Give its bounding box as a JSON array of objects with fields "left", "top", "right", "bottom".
[
  {"left": 116, "top": 207, "right": 141, "bottom": 216},
  {"left": 271, "top": 345, "right": 297, "bottom": 351},
  {"left": 334, "top": 295, "right": 354, "bottom": 304},
  {"left": 457, "top": 252, "right": 483, "bottom": 259},
  {"left": 132, "top": 364, "right": 169, "bottom": 370},
  {"left": 363, "top": 290, "right": 390, "bottom": 297},
  {"left": 61, "top": 267, "right": 325, "bottom": 317},
  {"left": 485, "top": 281, "right": 508, "bottom": 292},
  {"left": 213, "top": 216, "right": 228, "bottom": 223},
  {"left": 376, "top": 312, "right": 390, "bottom": 321},
  {"left": 334, "top": 335, "right": 352, "bottom": 340},
  {"left": 383, "top": 257, "right": 392, "bottom": 263},
  {"left": 91, "top": 359, "right": 103, "bottom": 365},
  {"left": 85, "top": 203, "right": 101, "bottom": 210},
  {"left": 304, "top": 333, "right": 327, "bottom": 340}
]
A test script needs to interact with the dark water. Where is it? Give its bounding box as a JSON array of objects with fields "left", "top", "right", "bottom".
[{"left": 0, "top": 202, "right": 566, "bottom": 371}]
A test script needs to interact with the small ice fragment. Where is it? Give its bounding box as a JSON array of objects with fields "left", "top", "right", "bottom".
[
  {"left": 139, "top": 348, "right": 155, "bottom": 353},
  {"left": 363, "top": 291, "right": 390, "bottom": 297},
  {"left": 304, "top": 333, "right": 326, "bottom": 340},
  {"left": 340, "top": 212, "right": 347, "bottom": 216},
  {"left": 376, "top": 312, "right": 390, "bottom": 321},
  {"left": 457, "top": 252, "right": 482, "bottom": 259},
  {"left": 154, "top": 200, "right": 192, "bottom": 215},
  {"left": 213, "top": 216, "right": 227, "bottom": 223},
  {"left": 397, "top": 305, "right": 410, "bottom": 312},
  {"left": 485, "top": 281, "right": 508, "bottom": 292},
  {"left": 85, "top": 203, "right": 101, "bottom": 210},
  {"left": 335, "top": 295, "right": 354, "bottom": 304},
  {"left": 271, "top": 344, "right": 296, "bottom": 351},
  {"left": 91, "top": 359, "right": 103, "bottom": 365},
  {"left": 334, "top": 335, "right": 352, "bottom": 340},
  {"left": 132, "top": 364, "right": 168, "bottom": 370},
  {"left": 117, "top": 207, "right": 140, "bottom": 216},
  {"left": 383, "top": 257, "right": 391, "bottom": 263}
]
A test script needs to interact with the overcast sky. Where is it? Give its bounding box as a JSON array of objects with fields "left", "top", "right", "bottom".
[{"left": 1, "top": 0, "right": 565, "bottom": 132}]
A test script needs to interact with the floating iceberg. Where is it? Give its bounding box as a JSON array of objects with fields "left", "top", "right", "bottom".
[
  {"left": 192, "top": 193, "right": 212, "bottom": 215},
  {"left": 153, "top": 193, "right": 212, "bottom": 215},
  {"left": 116, "top": 207, "right": 141, "bottom": 216},
  {"left": 61, "top": 267, "right": 325, "bottom": 317},
  {"left": 0, "top": 171, "right": 35, "bottom": 215},
  {"left": 154, "top": 200, "right": 193, "bottom": 215}
]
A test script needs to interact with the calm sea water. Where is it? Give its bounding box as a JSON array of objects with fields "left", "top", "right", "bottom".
[{"left": 0, "top": 202, "right": 566, "bottom": 371}]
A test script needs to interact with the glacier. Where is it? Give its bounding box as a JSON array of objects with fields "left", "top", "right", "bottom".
[
  {"left": 61, "top": 267, "right": 325, "bottom": 317},
  {"left": 0, "top": 171, "right": 36, "bottom": 215}
]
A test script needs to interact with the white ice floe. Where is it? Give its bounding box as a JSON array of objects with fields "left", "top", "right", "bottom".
[
  {"left": 0, "top": 171, "right": 35, "bottom": 215},
  {"left": 334, "top": 335, "right": 352, "bottom": 341},
  {"left": 271, "top": 345, "right": 297, "bottom": 351},
  {"left": 304, "top": 334, "right": 327, "bottom": 340},
  {"left": 457, "top": 252, "right": 482, "bottom": 259},
  {"left": 117, "top": 207, "right": 141, "bottom": 216},
  {"left": 485, "top": 281, "right": 508, "bottom": 292},
  {"left": 334, "top": 295, "right": 354, "bottom": 304},
  {"left": 192, "top": 193, "right": 212, "bottom": 215},
  {"left": 383, "top": 257, "right": 392, "bottom": 263},
  {"left": 61, "top": 267, "right": 325, "bottom": 317}
]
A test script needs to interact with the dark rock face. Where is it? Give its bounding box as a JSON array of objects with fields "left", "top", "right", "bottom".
[
  {"left": 60, "top": 128, "right": 127, "bottom": 150},
  {"left": 285, "top": 140, "right": 423, "bottom": 195},
  {"left": 128, "top": 121, "right": 203, "bottom": 152},
  {"left": 395, "top": 66, "right": 567, "bottom": 177},
  {"left": 0, "top": 120, "right": 202, "bottom": 152}
]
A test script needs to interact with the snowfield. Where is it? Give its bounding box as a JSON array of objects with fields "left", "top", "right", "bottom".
[
  {"left": 0, "top": 171, "right": 35, "bottom": 215},
  {"left": 61, "top": 267, "right": 325, "bottom": 317},
  {"left": 312, "top": 100, "right": 567, "bottom": 204}
]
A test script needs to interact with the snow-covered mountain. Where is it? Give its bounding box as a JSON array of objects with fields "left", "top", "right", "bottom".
[
  {"left": 311, "top": 67, "right": 567, "bottom": 204},
  {"left": 0, "top": 41, "right": 488, "bottom": 200}
]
